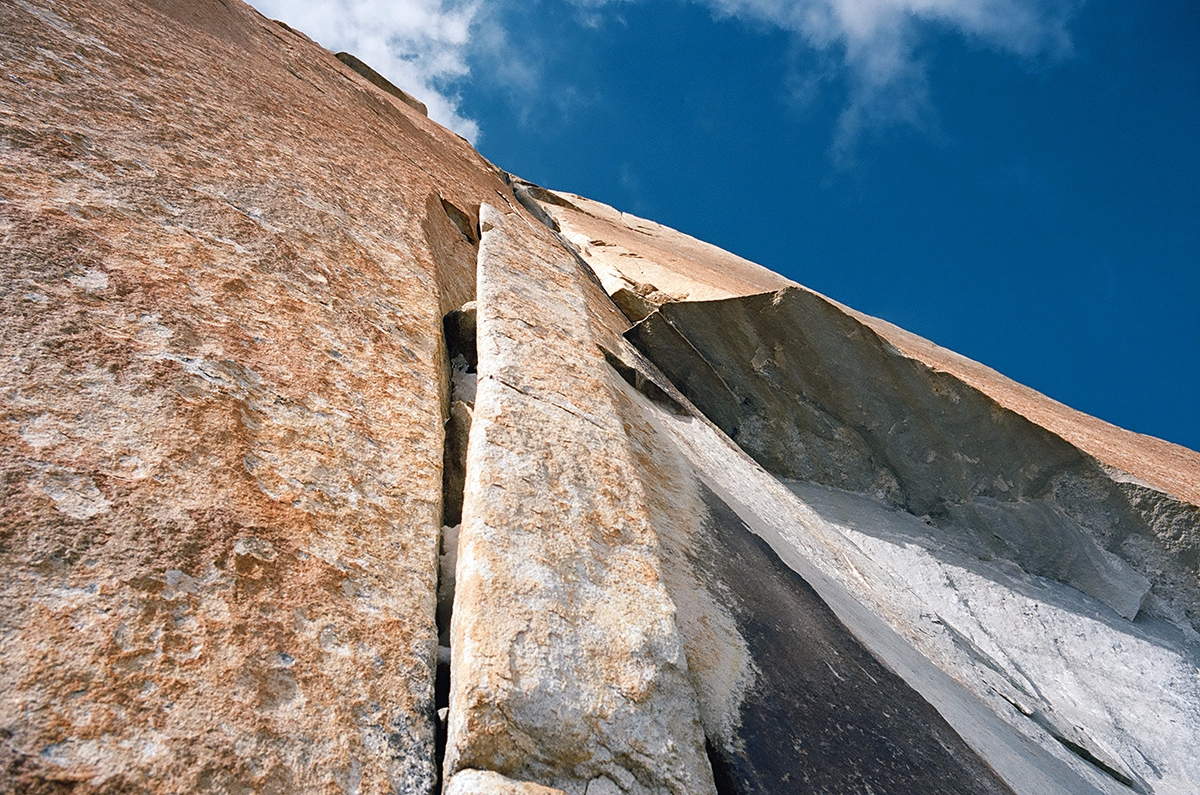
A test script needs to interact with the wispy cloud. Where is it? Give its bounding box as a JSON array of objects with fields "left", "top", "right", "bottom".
[
  {"left": 248, "top": 0, "right": 482, "bottom": 140},
  {"left": 250, "top": 0, "right": 1081, "bottom": 158},
  {"left": 558, "top": 0, "right": 1078, "bottom": 161},
  {"left": 699, "top": 0, "right": 1078, "bottom": 160}
]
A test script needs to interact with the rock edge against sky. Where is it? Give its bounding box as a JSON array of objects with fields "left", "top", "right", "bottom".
[{"left": 1, "top": 1, "right": 1197, "bottom": 794}]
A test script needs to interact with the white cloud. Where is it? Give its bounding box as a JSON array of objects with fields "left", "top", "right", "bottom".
[
  {"left": 249, "top": 0, "right": 1081, "bottom": 157},
  {"left": 565, "top": 0, "right": 1077, "bottom": 160},
  {"left": 248, "top": 0, "right": 482, "bottom": 141},
  {"left": 700, "top": 0, "right": 1077, "bottom": 159}
]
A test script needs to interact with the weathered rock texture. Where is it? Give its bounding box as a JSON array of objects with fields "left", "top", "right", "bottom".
[
  {"left": 444, "top": 204, "right": 716, "bottom": 795},
  {"left": 2, "top": 1, "right": 1198, "bottom": 794},
  {"left": 0, "top": 0, "right": 500, "bottom": 790}
]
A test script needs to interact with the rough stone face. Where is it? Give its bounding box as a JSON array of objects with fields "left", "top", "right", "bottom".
[
  {"left": 445, "top": 205, "right": 716, "bottom": 795},
  {"left": 632, "top": 376, "right": 1194, "bottom": 794},
  {"left": 531, "top": 189, "right": 1200, "bottom": 793},
  {"left": 604, "top": 348, "right": 1017, "bottom": 795},
  {"left": 540, "top": 187, "right": 1200, "bottom": 624},
  {"left": 444, "top": 770, "right": 568, "bottom": 795},
  {"left": 0, "top": 0, "right": 509, "bottom": 790}
]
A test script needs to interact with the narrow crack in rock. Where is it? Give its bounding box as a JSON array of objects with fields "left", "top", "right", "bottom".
[{"left": 438, "top": 301, "right": 478, "bottom": 790}]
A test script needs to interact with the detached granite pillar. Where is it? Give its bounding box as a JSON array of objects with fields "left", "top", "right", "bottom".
[{"left": 444, "top": 205, "right": 716, "bottom": 795}]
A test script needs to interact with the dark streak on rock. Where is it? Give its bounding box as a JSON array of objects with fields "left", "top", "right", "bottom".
[{"left": 693, "top": 484, "right": 1016, "bottom": 795}]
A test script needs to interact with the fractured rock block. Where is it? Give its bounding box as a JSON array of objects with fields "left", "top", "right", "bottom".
[{"left": 445, "top": 205, "right": 716, "bottom": 794}]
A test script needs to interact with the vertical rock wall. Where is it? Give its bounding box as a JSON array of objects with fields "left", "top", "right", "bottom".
[
  {"left": 2, "top": 1, "right": 1196, "bottom": 793},
  {"left": 0, "top": 0, "right": 504, "bottom": 791}
]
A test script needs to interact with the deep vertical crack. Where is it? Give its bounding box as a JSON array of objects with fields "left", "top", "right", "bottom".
[{"left": 435, "top": 303, "right": 476, "bottom": 791}]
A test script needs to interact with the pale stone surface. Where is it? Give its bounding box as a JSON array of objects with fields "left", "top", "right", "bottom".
[
  {"left": 0, "top": 0, "right": 508, "bottom": 790},
  {"left": 641, "top": 388, "right": 1199, "bottom": 794},
  {"left": 445, "top": 769, "right": 568, "bottom": 795},
  {"left": 445, "top": 205, "right": 716, "bottom": 795},
  {"left": 628, "top": 289, "right": 1170, "bottom": 624},
  {"left": 601, "top": 345, "right": 1017, "bottom": 794}
]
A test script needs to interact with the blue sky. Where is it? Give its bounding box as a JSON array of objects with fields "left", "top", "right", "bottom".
[{"left": 252, "top": 0, "right": 1198, "bottom": 452}]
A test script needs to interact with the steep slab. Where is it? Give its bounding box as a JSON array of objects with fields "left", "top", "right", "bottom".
[
  {"left": 444, "top": 205, "right": 715, "bottom": 795},
  {"left": 619, "top": 312, "right": 1200, "bottom": 795},
  {"left": 0, "top": 0, "right": 512, "bottom": 790},
  {"left": 602, "top": 347, "right": 1020, "bottom": 795}
]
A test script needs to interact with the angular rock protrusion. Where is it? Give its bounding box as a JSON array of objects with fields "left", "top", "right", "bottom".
[
  {"left": 336, "top": 51, "right": 429, "bottom": 115},
  {"left": 625, "top": 312, "right": 742, "bottom": 435},
  {"left": 445, "top": 204, "right": 716, "bottom": 794},
  {"left": 629, "top": 289, "right": 1157, "bottom": 622},
  {"left": 506, "top": 177, "right": 568, "bottom": 234}
]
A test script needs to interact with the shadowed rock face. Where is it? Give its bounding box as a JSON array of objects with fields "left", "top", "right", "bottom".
[
  {"left": 625, "top": 288, "right": 1200, "bottom": 627},
  {"left": 691, "top": 484, "right": 1014, "bottom": 795}
]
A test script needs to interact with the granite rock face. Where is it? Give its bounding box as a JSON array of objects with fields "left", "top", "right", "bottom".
[
  {"left": 0, "top": 0, "right": 498, "bottom": 790},
  {"left": 605, "top": 351, "right": 1018, "bottom": 795},
  {"left": 533, "top": 192, "right": 1200, "bottom": 794},
  {"left": 3, "top": 1, "right": 1199, "bottom": 794},
  {"left": 444, "top": 204, "right": 716, "bottom": 795},
  {"left": 627, "top": 289, "right": 1156, "bottom": 622}
]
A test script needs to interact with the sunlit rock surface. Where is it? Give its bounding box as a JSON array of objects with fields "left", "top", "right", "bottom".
[
  {"left": 444, "top": 204, "right": 715, "bottom": 795},
  {"left": 2, "top": 1, "right": 1197, "bottom": 794},
  {"left": 0, "top": 0, "right": 493, "bottom": 790}
]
